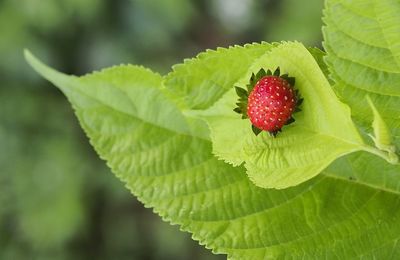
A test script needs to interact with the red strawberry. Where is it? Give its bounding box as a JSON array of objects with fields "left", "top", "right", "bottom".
[
  {"left": 247, "top": 76, "right": 296, "bottom": 133},
  {"left": 234, "top": 67, "right": 302, "bottom": 136}
]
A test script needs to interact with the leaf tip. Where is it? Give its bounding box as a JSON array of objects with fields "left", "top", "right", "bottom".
[
  {"left": 24, "top": 49, "right": 36, "bottom": 66},
  {"left": 23, "top": 49, "right": 48, "bottom": 76}
]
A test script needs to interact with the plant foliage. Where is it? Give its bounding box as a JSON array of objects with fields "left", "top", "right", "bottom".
[{"left": 25, "top": 0, "right": 400, "bottom": 258}]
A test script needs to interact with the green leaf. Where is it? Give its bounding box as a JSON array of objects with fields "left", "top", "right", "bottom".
[
  {"left": 163, "top": 42, "right": 275, "bottom": 110},
  {"left": 323, "top": 0, "right": 400, "bottom": 149},
  {"left": 26, "top": 50, "right": 400, "bottom": 259},
  {"left": 367, "top": 96, "right": 394, "bottom": 150},
  {"left": 307, "top": 47, "right": 330, "bottom": 81},
  {"left": 200, "top": 42, "right": 366, "bottom": 189},
  {"left": 366, "top": 96, "right": 399, "bottom": 164},
  {"left": 327, "top": 152, "right": 400, "bottom": 193}
]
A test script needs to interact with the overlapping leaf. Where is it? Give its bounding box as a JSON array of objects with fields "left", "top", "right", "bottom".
[{"left": 200, "top": 42, "right": 366, "bottom": 189}]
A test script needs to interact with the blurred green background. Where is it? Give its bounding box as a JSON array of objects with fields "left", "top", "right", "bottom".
[{"left": 0, "top": 0, "right": 323, "bottom": 259}]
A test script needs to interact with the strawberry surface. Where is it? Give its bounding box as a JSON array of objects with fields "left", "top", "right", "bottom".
[
  {"left": 233, "top": 67, "right": 301, "bottom": 136},
  {"left": 247, "top": 76, "right": 296, "bottom": 133}
]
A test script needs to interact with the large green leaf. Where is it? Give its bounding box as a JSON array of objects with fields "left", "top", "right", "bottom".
[
  {"left": 200, "top": 42, "right": 367, "bottom": 189},
  {"left": 26, "top": 50, "right": 400, "bottom": 259},
  {"left": 323, "top": 0, "right": 400, "bottom": 197},
  {"left": 323, "top": 0, "right": 400, "bottom": 149}
]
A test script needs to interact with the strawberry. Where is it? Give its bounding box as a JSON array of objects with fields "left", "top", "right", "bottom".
[{"left": 234, "top": 67, "right": 302, "bottom": 136}]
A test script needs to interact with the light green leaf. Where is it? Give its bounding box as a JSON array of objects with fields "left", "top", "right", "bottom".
[
  {"left": 367, "top": 96, "right": 394, "bottom": 150},
  {"left": 26, "top": 50, "right": 400, "bottom": 259},
  {"left": 162, "top": 42, "right": 277, "bottom": 143},
  {"left": 307, "top": 47, "right": 331, "bottom": 81},
  {"left": 163, "top": 42, "right": 275, "bottom": 110},
  {"left": 323, "top": 0, "right": 400, "bottom": 149},
  {"left": 201, "top": 42, "right": 366, "bottom": 189},
  {"left": 327, "top": 152, "right": 400, "bottom": 193},
  {"left": 366, "top": 96, "right": 398, "bottom": 164}
]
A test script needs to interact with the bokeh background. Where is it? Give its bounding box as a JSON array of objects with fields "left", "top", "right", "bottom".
[{"left": 0, "top": 0, "right": 323, "bottom": 259}]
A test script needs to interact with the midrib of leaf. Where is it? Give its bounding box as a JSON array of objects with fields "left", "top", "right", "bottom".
[
  {"left": 296, "top": 125, "right": 382, "bottom": 160},
  {"left": 246, "top": 132, "right": 360, "bottom": 170},
  {"left": 305, "top": 127, "right": 363, "bottom": 148},
  {"left": 324, "top": 169, "right": 400, "bottom": 196}
]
